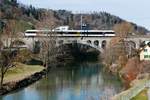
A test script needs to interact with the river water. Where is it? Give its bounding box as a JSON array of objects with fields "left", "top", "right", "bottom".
[{"left": 1, "top": 62, "right": 122, "bottom": 100}]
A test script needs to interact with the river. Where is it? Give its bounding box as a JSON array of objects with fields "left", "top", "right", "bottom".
[{"left": 1, "top": 61, "right": 123, "bottom": 100}]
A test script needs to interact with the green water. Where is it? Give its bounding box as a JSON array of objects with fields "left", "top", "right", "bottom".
[{"left": 1, "top": 62, "right": 122, "bottom": 100}]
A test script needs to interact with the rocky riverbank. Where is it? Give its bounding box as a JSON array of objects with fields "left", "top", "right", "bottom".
[{"left": 0, "top": 66, "right": 47, "bottom": 95}]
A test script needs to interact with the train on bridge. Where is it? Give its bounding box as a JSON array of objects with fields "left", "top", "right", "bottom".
[{"left": 24, "top": 26, "right": 116, "bottom": 37}]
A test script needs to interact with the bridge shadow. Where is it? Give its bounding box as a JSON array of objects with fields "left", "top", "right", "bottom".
[
  {"left": 32, "top": 41, "right": 101, "bottom": 66},
  {"left": 56, "top": 43, "right": 100, "bottom": 62}
]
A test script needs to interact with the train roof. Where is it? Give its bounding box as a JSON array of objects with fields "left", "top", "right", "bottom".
[{"left": 25, "top": 29, "right": 115, "bottom": 33}]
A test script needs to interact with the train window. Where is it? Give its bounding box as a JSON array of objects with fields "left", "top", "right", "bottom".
[
  {"left": 25, "top": 31, "right": 37, "bottom": 33},
  {"left": 105, "top": 32, "right": 115, "bottom": 34}
]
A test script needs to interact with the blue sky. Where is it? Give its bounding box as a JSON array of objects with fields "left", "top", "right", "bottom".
[{"left": 18, "top": 0, "right": 150, "bottom": 30}]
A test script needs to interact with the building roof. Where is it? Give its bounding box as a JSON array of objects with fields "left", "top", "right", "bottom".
[{"left": 139, "top": 45, "right": 150, "bottom": 53}]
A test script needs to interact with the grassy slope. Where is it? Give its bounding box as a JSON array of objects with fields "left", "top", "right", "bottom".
[
  {"left": 3, "top": 63, "right": 44, "bottom": 84},
  {"left": 131, "top": 89, "right": 148, "bottom": 100}
]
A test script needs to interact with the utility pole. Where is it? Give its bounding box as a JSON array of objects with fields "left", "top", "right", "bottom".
[
  {"left": 80, "top": 15, "right": 83, "bottom": 30},
  {"left": 80, "top": 15, "right": 84, "bottom": 40}
]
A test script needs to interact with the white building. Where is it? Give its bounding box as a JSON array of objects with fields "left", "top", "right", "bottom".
[{"left": 140, "top": 45, "right": 150, "bottom": 61}]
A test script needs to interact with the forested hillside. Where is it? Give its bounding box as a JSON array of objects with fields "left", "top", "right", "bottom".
[{"left": 0, "top": 0, "right": 149, "bottom": 35}]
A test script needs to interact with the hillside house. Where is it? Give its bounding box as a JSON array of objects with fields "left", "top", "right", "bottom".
[{"left": 140, "top": 45, "right": 150, "bottom": 61}]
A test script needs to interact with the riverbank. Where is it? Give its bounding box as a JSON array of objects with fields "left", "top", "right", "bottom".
[
  {"left": 0, "top": 63, "right": 46, "bottom": 95},
  {"left": 109, "top": 58, "right": 150, "bottom": 100},
  {"left": 111, "top": 78, "right": 150, "bottom": 100}
]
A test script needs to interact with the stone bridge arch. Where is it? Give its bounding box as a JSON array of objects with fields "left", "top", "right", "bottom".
[
  {"left": 11, "top": 39, "right": 26, "bottom": 47},
  {"left": 56, "top": 40, "right": 103, "bottom": 53},
  {"left": 101, "top": 40, "right": 107, "bottom": 49}
]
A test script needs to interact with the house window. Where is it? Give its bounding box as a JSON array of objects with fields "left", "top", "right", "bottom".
[
  {"left": 144, "top": 55, "right": 149, "bottom": 58},
  {"left": 144, "top": 49, "right": 147, "bottom": 52}
]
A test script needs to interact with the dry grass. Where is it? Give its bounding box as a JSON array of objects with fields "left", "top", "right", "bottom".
[
  {"left": 131, "top": 89, "right": 148, "bottom": 100},
  {"left": 1, "top": 63, "right": 44, "bottom": 84}
]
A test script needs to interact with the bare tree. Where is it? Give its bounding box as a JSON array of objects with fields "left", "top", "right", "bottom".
[
  {"left": 103, "top": 22, "right": 135, "bottom": 71},
  {"left": 103, "top": 37, "right": 127, "bottom": 67},
  {"left": 0, "top": 20, "right": 19, "bottom": 89},
  {"left": 35, "top": 9, "right": 59, "bottom": 30},
  {"left": 113, "top": 21, "right": 134, "bottom": 38},
  {"left": 34, "top": 10, "right": 59, "bottom": 68},
  {"left": 38, "top": 34, "right": 58, "bottom": 68}
]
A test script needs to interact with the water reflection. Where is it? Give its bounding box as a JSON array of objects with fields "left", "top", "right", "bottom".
[{"left": 2, "top": 62, "right": 122, "bottom": 100}]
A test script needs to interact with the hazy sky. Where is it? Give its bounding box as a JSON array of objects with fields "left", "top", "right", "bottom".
[{"left": 18, "top": 0, "right": 150, "bottom": 30}]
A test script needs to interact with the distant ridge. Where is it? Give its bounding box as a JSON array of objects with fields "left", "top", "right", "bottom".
[{"left": 0, "top": 0, "right": 149, "bottom": 35}]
